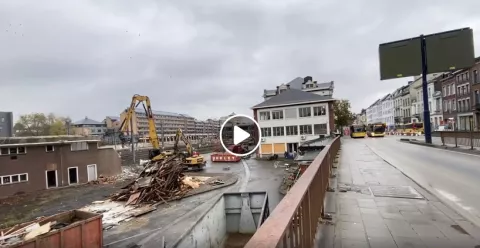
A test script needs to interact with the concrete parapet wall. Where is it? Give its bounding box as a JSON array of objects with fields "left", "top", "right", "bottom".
[{"left": 174, "top": 196, "right": 226, "bottom": 248}]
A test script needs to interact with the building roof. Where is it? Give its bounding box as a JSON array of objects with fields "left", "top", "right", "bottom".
[
  {"left": 134, "top": 108, "right": 193, "bottom": 118},
  {"left": 73, "top": 117, "right": 103, "bottom": 125},
  {"left": 106, "top": 116, "right": 120, "bottom": 121},
  {"left": 368, "top": 99, "right": 380, "bottom": 109},
  {"left": 0, "top": 135, "right": 100, "bottom": 146},
  {"left": 264, "top": 77, "right": 334, "bottom": 96},
  {"left": 380, "top": 94, "right": 391, "bottom": 101},
  {"left": 252, "top": 89, "right": 334, "bottom": 109}
]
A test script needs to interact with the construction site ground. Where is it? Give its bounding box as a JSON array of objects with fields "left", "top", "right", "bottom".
[
  {"left": 0, "top": 152, "right": 288, "bottom": 248},
  {"left": 103, "top": 153, "right": 287, "bottom": 247},
  {"left": 0, "top": 182, "right": 125, "bottom": 229}
]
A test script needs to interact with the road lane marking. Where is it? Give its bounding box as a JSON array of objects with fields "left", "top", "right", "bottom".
[{"left": 436, "top": 188, "right": 474, "bottom": 212}]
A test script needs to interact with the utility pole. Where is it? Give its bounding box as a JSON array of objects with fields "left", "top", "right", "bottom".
[
  {"left": 130, "top": 117, "right": 135, "bottom": 164},
  {"left": 420, "top": 35, "right": 433, "bottom": 144},
  {"left": 161, "top": 118, "right": 165, "bottom": 148}
]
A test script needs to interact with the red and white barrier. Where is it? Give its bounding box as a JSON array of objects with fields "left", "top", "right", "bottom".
[{"left": 210, "top": 153, "right": 241, "bottom": 162}]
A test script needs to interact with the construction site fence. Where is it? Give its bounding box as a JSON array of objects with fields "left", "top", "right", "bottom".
[
  {"left": 245, "top": 136, "right": 341, "bottom": 248},
  {"left": 438, "top": 131, "right": 480, "bottom": 149}
]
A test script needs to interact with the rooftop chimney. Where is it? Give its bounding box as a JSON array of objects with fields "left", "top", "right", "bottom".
[{"left": 304, "top": 76, "right": 313, "bottom": 83}]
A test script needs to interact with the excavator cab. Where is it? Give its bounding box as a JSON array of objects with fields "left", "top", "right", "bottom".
[
  {"left": 173, "top": 129, "right": 206, "bottom": 171},
  {"left": 149, "top": 149, "right": 162, "bottom": 160}
]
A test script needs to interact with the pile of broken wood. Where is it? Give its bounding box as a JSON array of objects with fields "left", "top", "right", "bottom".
[
  {"left": 110, "top": 155, "right": 192, "bottom": 205},
  {"left": 0, "top": 220, "right": 56, "bottom": 247}
]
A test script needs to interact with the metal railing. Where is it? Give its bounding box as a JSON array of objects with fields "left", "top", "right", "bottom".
[
  {"left": 439, "top": 131, "right": 480, "bottom": 149},
  {"left": 245, "top": 137, "right": 340, "bottom": 248}
]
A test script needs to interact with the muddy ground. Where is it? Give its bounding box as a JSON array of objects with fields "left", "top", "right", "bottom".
[
  {"left": 0, "top": 181, "right": 128, "bottom": 229},
  {"left": 0, "top": 172, "right": 236, "bottom": 230}
]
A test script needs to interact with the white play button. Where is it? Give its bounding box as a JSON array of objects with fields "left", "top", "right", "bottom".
[
  {"left": 233, "top": 126, "right": 251, "bottom": 145},
  {"left": 219, "top": 114, "right": 262, "bottom": 157}
]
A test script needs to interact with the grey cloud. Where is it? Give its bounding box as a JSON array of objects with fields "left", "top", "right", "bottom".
[{"left": 1, "top": 0, "right": 480, "bottom": 122}]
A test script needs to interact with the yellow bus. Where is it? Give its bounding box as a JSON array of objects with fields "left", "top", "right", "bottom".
[
  {"left": 350, "top": 125, "right": 367, "bottom": 138},
  {"left": 404, "top": 122, "right": 424, "bottom": 134},
  {"left": 367, "top": 123, "right": 386, "bottom": 137}
]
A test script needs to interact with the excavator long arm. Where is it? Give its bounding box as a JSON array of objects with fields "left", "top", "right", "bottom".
[
  {"left": 173, "top": 128, "right": 192, "bottom": 156},
  {"left": 118, "top": 94, "right": 160, "bottom": 150}
]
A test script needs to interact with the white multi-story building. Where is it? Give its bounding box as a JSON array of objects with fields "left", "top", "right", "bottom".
[
  {"left": 72, "top": 117, "right": 107, "bottom": 136},
  {"left": 366, "top": 94, "right": 394, "bottom": 129},
  {"left": 410, "top": 73, "right": 442, "bottom": 123},
  {"left": 366, "top": 99, "right": 381, "bottom": 124},
  {"left": 253, "top": 88, "right": 335, "bottom": 157},
  {"left": 381, "top": 94, "right": 394, "bottom": 129},
  {"left": 263, "top": 76, "right": 334, "bottom": 100}
]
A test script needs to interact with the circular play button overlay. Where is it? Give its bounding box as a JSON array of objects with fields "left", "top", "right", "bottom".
[{"left": 219, "top": 114, "right": 262, "bottom": 157}]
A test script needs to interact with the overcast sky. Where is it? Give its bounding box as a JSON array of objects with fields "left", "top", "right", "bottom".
[{"left": 1, "top": 0, "right": 480, "bottom": 122}]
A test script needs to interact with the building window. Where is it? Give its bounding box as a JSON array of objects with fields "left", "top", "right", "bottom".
[
  {"left": 261, "top": 127, "right": 271, "bottom": 137},
  {"left": 0, "top": 146, "right": 26, "bottom": 155},
  {"left": 475, "top": 90, "right": 480, "bottom": 104},
  {"left": 314, "top": 124, "right": 328, "bottom": 135},
  {"left": 0, "top": 173, "right": 28, "bottom": 185},
  {"left": 71, "top": 142, "right": 88, "bottom": 151},
  {"left": 284, "top": 108, "right": 297, "bottom": 119},
  {"left": 299, "top": 125, "right": 312, "bottom": 135},
  {"left": 474, "top": 70, "right": 479, "bottom": 84},
  {"left": 272, "top": 127, "right": 284, "bottom": 136},
  {"left": 259, "top": 111, "right": 270, "bottom": 121},
  {"left": 272, "top": 110, "right": 284, "bottom": 120},
  {"left": 286, "top": 126, "right": 298, "bottom": 136},
  {"left": 298, "top": 107, "right": 311, "bottom": 117},
  {"left": 45, "top": 145, "right": 54, "bottom": 152},
  {"left": 313, "top": 106, "right": 326, "bottom": 116}
]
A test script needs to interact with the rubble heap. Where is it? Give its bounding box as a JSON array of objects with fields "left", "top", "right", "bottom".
[{"left": 110, "top": 155, "right": 191, "bottom": 205}]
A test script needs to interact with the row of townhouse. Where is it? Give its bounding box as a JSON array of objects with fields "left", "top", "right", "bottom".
[
  {"left": 366, "top": 57, "right": 480, "bottom": 131},
  {"left": 366, "top": 94, "right": 395, "bottom": 129}
]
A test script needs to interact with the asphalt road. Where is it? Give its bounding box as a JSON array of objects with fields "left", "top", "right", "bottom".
[{"left": 361, "top": 135, "right": 480, "bottom": 227}]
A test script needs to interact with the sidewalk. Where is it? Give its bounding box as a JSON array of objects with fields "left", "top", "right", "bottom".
[{"left": 317, "top": 138, "right": 480, "bottom": 248}]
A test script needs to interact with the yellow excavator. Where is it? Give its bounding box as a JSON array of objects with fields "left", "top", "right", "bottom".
[
  {"left": 173, "top": 128, "right": 207, "bottom": 171},
  {"left": 119, "top": 94, "right": 170, "bottom": 162}
]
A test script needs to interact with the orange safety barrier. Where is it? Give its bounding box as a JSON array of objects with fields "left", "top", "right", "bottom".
[{"left": 210, "top": 153, "right": 241, "bottom": 162}]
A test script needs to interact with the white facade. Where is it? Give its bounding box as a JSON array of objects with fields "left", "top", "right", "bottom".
[
  {"left": 431, "top": 90, "right": 443, "bottom": 129},
  {"left": 410, "top": 73, "right": 442, "bottom": 123},
  {"left": 256, "top": 102, "right": 331, "bottom": 157},
  {"left": 382, "top": 94, "right": 394, "bottom": 128},
  {"left": 366, "top": 100, "right": 381, "bottom": 124}
]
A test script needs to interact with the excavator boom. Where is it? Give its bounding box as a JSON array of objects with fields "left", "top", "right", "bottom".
[{"left": 119, "top": 94, "right": 160, "bottom": 152}]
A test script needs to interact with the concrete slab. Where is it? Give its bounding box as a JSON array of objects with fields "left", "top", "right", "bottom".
[{"left": 316, "top": 138, "right": 480, "bottom": 247}]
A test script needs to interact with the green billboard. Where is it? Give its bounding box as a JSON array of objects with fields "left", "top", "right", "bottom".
[
  {"left": 379, "top": 38, "right": 422, "bottom": 80},
  {"left": 425, "top": 28, "right": 475, "bottom": 74},
  {"left": 379, "top": 28, "right": 475, "bottom": 80}
]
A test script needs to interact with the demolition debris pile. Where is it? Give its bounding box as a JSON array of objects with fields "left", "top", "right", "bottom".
[{"left": 110, "top": 156, "right": 192, "bottom": 205}]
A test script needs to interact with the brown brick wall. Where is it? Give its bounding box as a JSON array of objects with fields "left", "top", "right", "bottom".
[{"left": 0, "top": 142, "right": 121, "bottom": 198}]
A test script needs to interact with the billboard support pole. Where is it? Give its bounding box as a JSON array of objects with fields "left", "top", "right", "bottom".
[{"left": 420, "top": 35, "right": 433, "bottom": 144}]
